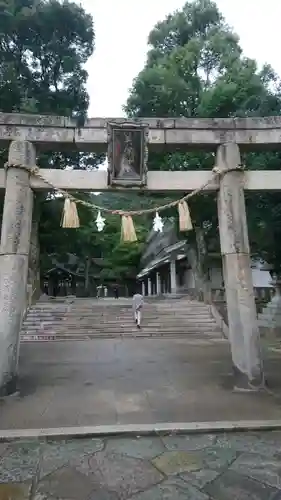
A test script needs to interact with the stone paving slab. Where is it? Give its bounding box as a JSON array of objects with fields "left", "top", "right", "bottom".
[
  {"left": 1, "top": 431, "right": 281, "bottom": 499},
  {"left": 1, "top": 338, "right": 281, "bottom": 430}
]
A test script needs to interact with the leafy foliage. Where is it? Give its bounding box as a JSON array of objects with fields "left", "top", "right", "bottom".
[
  {"left": 0, "top": 0, "right": 93, "bottom": 116},
  {"left": 0, "top": 0, "right": 146, "bottom": 286},
  {"left": 39, "top": 195, "right": 147, "bottom": 283},
  {"left": 125, "top": 0, "right": 281, "bottom": 271}
]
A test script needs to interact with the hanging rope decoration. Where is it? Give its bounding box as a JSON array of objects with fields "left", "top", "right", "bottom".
[
  {"left": 61, "top": 197, "right": 80, "bottom": 228},
  {"left": 178, "top": 200, "right": 193, "bottom": 231},
  {"left": 121, "top": 215, "right": 137, "bottom": 242},
  {"left": 17, "top": 164, "right": 223, "bottom": 242}
]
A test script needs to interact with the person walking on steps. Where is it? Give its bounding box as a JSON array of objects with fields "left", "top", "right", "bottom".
[
  {"left": 113, "top": 285, "right": 119, "bottom": 299},
  {"left": 96, "top": 284, "right": 102, "bottom": 299},
  {"left": 132, "top": 292, "right": 144, "bottom": 329}
]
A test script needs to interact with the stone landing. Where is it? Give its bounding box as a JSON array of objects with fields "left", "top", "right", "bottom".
[{"left": 1, "top": 337, "right": 281, "bottom": 430}]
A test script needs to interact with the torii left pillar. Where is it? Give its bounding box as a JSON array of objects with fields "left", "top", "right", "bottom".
[{"left": 0, "top": 141, "right": 34, "bottom": 395}]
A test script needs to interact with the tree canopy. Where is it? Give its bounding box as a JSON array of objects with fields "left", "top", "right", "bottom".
[
  {"left": 0, "top": 0, "right": 148, "bottom": 288},
  {"left": 0, "top": 0, "right": 93, "bottom": 117},
  {"left": 39, "top": 193, "right": 149, "bottom": 287},
  {"left": 2, "top": 0, "right": 281, "bottom": 289},
  {"left": 125, "top": 0, "right": 281, "bottom": 273}
]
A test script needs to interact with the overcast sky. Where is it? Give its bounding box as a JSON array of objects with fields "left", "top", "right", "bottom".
[{"left": 80, "top": 0, "right": 280, "bottom": 117}]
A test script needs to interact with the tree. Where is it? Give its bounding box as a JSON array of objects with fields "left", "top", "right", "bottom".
[
  {"left": 0, "top": 0, "right": 97, "bottom": 290},
  {"left": 0, "top": 0, "right": 100, "bottom": 292},
  {"left": 98, "top": 221, "right": 147, "bottom": 285},
  {"left": 0, "top": 0, "right": 151, "bottom": 293},
  {"left": 38, "top": 190, "right": 149, "bottom": 293},
  {"left": 0, "top": 0, "right": 93, "bottom": 116},
  {"left": 125, "top": 0, "right": 281, "bottom": 281}
]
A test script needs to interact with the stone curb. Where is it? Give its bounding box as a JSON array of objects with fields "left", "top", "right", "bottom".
[{"left": 1, "top": 420, "right": 281, "bottom": 441}]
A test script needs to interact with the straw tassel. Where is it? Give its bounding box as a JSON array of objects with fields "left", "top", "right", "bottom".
[
  {"left": 121, "top": 215, "right": 137, "bottom": 242},
  {"left": 178, "top": 200, "right": 193, "bottom": 231},
  {"left": 61, "top": 197, "right": 80, "bottom": 228}
]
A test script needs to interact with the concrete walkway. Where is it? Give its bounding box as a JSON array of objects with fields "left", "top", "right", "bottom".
[
  {"left": 1, "top": 430, "right": 281, "bottom": 498},
  {"left": 1, "top": 337, "right": 281, "bottom": 430}
]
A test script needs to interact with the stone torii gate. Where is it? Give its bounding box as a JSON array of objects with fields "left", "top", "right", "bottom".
[{"left": 1, "top": 113, "right": 281, "bottom": 396}]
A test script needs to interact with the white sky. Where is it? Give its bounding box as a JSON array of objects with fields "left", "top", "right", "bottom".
[{"left": 81, "top": 0, "right": 281, "bottom": 117}]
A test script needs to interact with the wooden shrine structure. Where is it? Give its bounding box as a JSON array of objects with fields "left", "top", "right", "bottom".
[{"left": 1, "top": 112, "right": 281, "bottom": 395}]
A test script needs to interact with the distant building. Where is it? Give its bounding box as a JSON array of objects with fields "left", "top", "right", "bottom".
[{"left": 137, "top": 220, "right": 272, "bottom": 297}]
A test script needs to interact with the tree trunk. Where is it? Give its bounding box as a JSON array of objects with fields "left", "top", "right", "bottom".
[
  {"left": 85, "top": 256, "right": 90, "bottom": 295},
  {"left": 186, "top": 227, "right": 211, "bottom": 302}
]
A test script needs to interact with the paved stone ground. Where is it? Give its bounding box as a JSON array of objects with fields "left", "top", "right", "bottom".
[
  {"left": 1, "top": 338, "right": 281, "bottom": 429},
  {"left": 2, "top": 431, "right": 281, "bottom": 498}
]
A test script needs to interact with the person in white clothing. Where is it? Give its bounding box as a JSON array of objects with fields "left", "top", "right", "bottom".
[{"left": 132, "top": 293, "right": 144, "bottom": 329}]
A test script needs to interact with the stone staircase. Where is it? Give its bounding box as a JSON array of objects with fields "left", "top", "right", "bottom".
[{"left": 20, "top": 296, "right": 223, "bottom": 342}]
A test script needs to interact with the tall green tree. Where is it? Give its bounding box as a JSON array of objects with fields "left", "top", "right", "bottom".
[
  {"left": 0, "top": 0, "right": 93, "bottom": 118},
  {"left": 125, "top": 0, "right": 281, "bottom": 277},
  {"left": 0, "top": 0, "right": 97, "bottom": 281},
  {"left": 0, "top": 0, "right": 149, "bottom": 290},
  {"left": 0, "top": 0, "right": 105, "bottom": 170}
]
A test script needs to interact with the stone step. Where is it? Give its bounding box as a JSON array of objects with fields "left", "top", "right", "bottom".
[
  {"left": 21, "top": 324, "right": 219, "bottom": 331},
  {"left": 21, "top": 331, "right": 222, "bottom": 341},
  {"left": 21, "top": 329, "right": 220, "bottom": 337},
  {"left": 21, "top": 328, "right": 221, "bottom": 334},
  {"left": 23, "top": 321, "right": 218, "bottom": 330},
  {"left": 29, "top": 304, "right": 207, "bottom": 310},
  {"left": 25, "top": 313, "right": 213, "bottom": 320},
  {"left": 27, "top": 305, "right": 209, "bottom": 310},
  {"left": 27, "top": 309, "right": 210, "bottom": 316},
  {"left": 24, "top": 320, "right": 214, "bottom": 327},
  {"left": 22, "top": 319, "right": 218, "bottom": 326},
  {"left": 21, "top": 297, "right": 223, "bottom": 341},
  {"left": 37, "top": 302, "right": 205, "bottom": 306},
  {"left": 23, "top": 326, "right": 217, "bottom": 332},
  {"left": 23, "top": 316, "right": 216, "bottom": 324},
  {"left": 25, "top": 312, "right": 212, "bottom": 318},
  {"left": 24, "top": 320, "right": 213, "bottom": 327},
  {"left": 27, "top": 306, "right": 209, "bottom": 311},
  {"left": 21, "top": 336, "right": 221, "bottom": 343}
]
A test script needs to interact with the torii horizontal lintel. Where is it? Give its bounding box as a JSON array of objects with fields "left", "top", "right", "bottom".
[
  {"left": 0, "top": 169, "right": 280, "bottom": 191},
  {"left": 1, "top": 112, "right": 281, "bottom": 150}
]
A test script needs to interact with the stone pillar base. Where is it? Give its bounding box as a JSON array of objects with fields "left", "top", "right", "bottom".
[
  {"left": 0, "top": 375, "right": 18, "bottom": 397},
  {"left": 232, "top": 365, "right": 265, "bottom": 392}
]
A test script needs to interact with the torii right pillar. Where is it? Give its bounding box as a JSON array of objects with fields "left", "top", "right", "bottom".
[{"left": 217, "top": 143, "right": 264, "bottom": 390}]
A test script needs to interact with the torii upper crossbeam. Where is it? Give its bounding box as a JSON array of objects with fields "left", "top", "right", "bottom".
[{"left": 1, "top": 112, "right": 281, "bottom": 151}]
